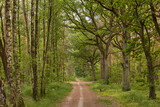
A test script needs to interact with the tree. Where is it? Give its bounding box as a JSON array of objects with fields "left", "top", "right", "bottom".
[
  {"left": 129, "top": 0, "right": 157, "bottom": 99},
  {"left": 41, "top": 0, "right": 53, "bottom": 96},
  {"left": 64, "top": 0, "right": 118, "bottom": 84},
  {"left": 5, "top": 0, "right": 16, "bottom": 106},
  {"left": 31, "top": 0, "right": 38, "bottom": 101},
  {"left": 0, "top": 78, "right": 7, "bottom": 107},
  {"left": 149, "top": 1, "right": 160, "bottom": 36},
  {"left": 12, "top": 0, "right": 25, "bottom": 106},
  {"left": 95, "top": 0, "right": 131, "bottom": 91},
  {"left": 0, "top": 5, "right": 8, "bottom": 80},
  {"left": 71, "top": 33, "right": 100, "bottom": 81}
]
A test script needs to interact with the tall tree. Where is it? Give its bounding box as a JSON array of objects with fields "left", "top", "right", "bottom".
[
  {"left": 41, "top": 0, "right": 53, "bottom": 96},
  {"left": 22, "top": 0, "right": 30, "bottom": 57},
  {"left": 5, "top": 0, "right": 16, "bottom": 106},
  {"left": 95, "top": 0, "right": 131, "bottom": 91},
  {"left": 12, "top": 0, "right": 25, "bottom": 106},
  {"left": 41, "top": 0, "right": 46, "bottom": 96},
  {"left": 31, "top": 0, "right": 38, "bottom": 100},
  {"left": 34, "top": 0, "right": 39, "bottom": 99},
  {"left": 0, "top": 5, "right": 8, "bottom": 80}
]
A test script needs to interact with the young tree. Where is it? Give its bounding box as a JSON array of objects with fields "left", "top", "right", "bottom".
[{"left": 41, "top": 0, "right": 53, "bottom": 96}]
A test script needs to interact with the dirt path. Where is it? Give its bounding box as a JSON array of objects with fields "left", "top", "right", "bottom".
[{"left": 59, "top": 78, "right": 106, "bottom": 107}]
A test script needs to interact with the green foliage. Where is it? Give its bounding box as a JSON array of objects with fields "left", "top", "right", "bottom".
[
  {"left": 109, "top": 63, "right": 122, "bottom": 84},
  {"left": 79, "top": 76, "right": 94, "bottom": 81},
  {"left": 65, "top": 73, "right": 76, "bottom": 81}
]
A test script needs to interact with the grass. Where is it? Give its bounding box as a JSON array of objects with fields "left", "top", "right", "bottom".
[
  {"left": 21, "top": 82, "right": 72, "bottom": 107},
  {"left": 97, "top": 98, "right": 112, "bottom": 105},
  {"left": 88, "top": 81, "right": 160, "bottom": 107}
]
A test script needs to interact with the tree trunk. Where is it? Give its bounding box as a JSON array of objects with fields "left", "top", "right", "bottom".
[
  {"left": 55, "top": 29, "right": 59, "bottom": 82},
  {"left": 100, "top": 52, "right": 104, "bottom": 79},
  {"left": 146, "top": 53, "right": 156, "bottom": 99},
  {"left": 22, "top": 0, "right": 31, "bottom": 82},
  {"left": 22, "top": 0, "right": 30, "bottom": 55},
  {"left": 0, "top": 8, "right": 8, "bottom": 81},
  {"left": 5, "top": 0, "right": 16, "bottom": 106},
  {"left": 122, "top": 37, "right": 130, "bottom": 91},
  {"left": 121, "top": 23, "right": 130, "bottom": 91},
  {"left": 18, "top": 0, "right": 21, "bottom": 61},
  {"left": 41, "top": 0, "right": 46, "bottom": 96},
  {"left": 103, "top": 54, "right": 109, "bottom": 84},
  {"left": 0, "top": 78, "right": 7, "bottom": 107},
  {"left": 34, "top": 0, "right": 39, "bottom": 100},
  {"left": 62, "top": 39, "right": 65, "bottom": 82},
  {"left": 91, "top": 61, "right": 96, "bottom": 81},
  {"left": 12, "top": 0, "right": 25, "bottom": 106},
  {"left": 41, "top": 0, "right": 52, "bottom": 96},
  {"left": 31, "top": 0, "right": 38, "bottom": 101},
  {"left": 140, "top": 24, "right": 156, "bottom": 99},
  {"left": 0, "top": 39, "right": 8, "bottom": 80},
  {"left": 150, "top": 2, "right": 160, "bottom": 36},
  {"left": 103, "top": 38, "right": 113, "bottom": 84}
]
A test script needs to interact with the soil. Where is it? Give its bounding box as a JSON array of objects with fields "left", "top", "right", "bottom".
[{"left": 58, "top": 78, "right": 108, "bottom": 107}]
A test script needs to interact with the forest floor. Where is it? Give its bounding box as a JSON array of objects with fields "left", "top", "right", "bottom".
[
  {"left": 58, "top": 78, "right": 119, "bottom": 107},
  {"left": 88, "top": 80, "right": 160, "bottom": 107}
]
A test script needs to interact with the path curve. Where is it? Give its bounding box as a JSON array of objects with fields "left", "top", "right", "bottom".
[{"left": 59, "top": 78, "right": 106, "bottom": 107}]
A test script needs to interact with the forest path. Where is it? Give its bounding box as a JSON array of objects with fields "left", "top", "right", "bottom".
[{"left": 58, "top": 78, "right": 107, "bottom": 107}]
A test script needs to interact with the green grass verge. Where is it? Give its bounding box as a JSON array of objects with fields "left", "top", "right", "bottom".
[
  {"left": 88, "top": 81, "right": 160, "bottom": 107},
  {"left": 21, "top": 82, "right": 72, "bottom": 107}
]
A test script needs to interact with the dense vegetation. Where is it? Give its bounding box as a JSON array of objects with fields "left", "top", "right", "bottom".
[{"left": 0, "top": 0, "right": 160, "bottom": 106}]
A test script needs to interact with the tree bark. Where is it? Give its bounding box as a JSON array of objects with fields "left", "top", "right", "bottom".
[
  {"left": 0, "top": 7, "right": 8, "bottom": 81},
  {"left": 145, "top": 52, "right": 156, "bottom": 99},
  {"left": 0, "top": 78, "right": 7, "bottom": 107},
  {"left": 12, "top": 0, "right": 25, "bottom": 106},
  {"left": 121, "top": 31, "right": 130, "bottom": 91},
  {"left": 5, "top": 0, "right": 16, "bottom": 106},
  {"left": 62, "top": 39, "right": 65, "bottom": 82},
  {"left": 18, "top": 0, "right": 21, "bottom": 61},
  {"left": 100, "top": 52, "right": 104, "bottom": 79},
  {"left": 22, "top": 0, "right": 30, "bottom": 55},
  {"left": 91, "top": 61, "right": 96, "bottom": 81},
  {"left": 0, "top": 39, "right": 8, "bottom": 80},
  {"left": 41, "top": 0, "right": 46, "bottom": 96},
  {"left": 103, "top": 37, "right": 113, "bottom": 84},
  {"left": 31, "top": 0, "right": 38, "bottom": 101},
  {"left": 139, "top": 24, "right": 156, "bottom": 99},
  {"left": 22, "top": 0, "right": 31, "bottom": 81},
  {"left": 150, "top": 2, "right": 160, "bottom": 36}
]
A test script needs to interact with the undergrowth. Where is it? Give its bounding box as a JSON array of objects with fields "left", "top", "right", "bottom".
[
  {"left": 88, "top": 81, "right": 160, "bottom": 107},
  {"left": 21, "top": 82, "right": 72, "bottom": 107}
]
